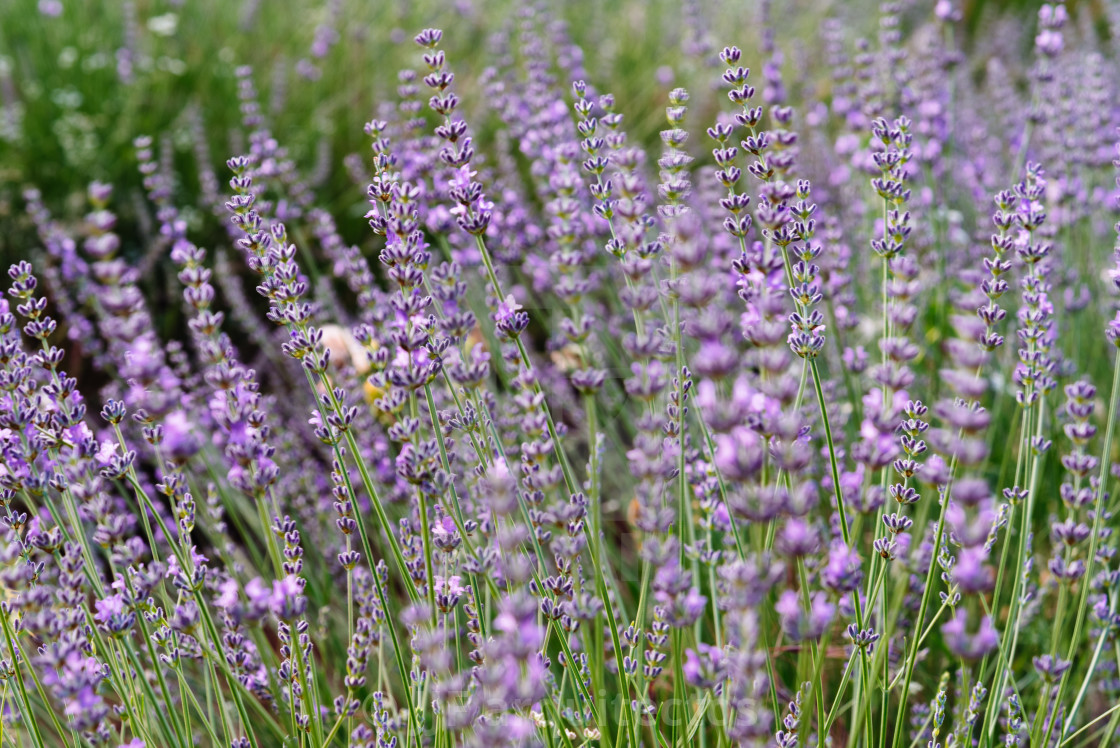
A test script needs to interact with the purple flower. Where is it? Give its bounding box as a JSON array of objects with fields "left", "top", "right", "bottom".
[
  {"left": 93, "top": 594, "right": 124, "bottom": 624},
  {"left": 775, "top": 589, "right": 835, "bottom": 641},
  {"left": 776, "top": 518, "right": 820, "bottom": 557},
  {"left": 215, "top": 577, "right": 240, "bottom": 610},
  {"left": 244, "top": 577, "right": 273, "bottom": 620},
  {"left": 941, "top": 611, "right": 998, "bottom": 660},
  {"left": 683, "top": 643, "right": 725, "bottom": 689},
  {"left": 715, "top": 426, "right": 765, "bottom": 481},
  {"left": 494, "top": 597, "right": 543, "bottom": 652},
  {"left": 821, "top": 540, "right": 863, "bottom": 594},
  {"left": 161, "top": 409, "right": 200, "bottom": 462},
  {"left": 431, "top": 515, "right": 461, "bottom": 553},
  {"left": 268, "top": 576, "right": 307, "bottom": 620},
  {"left": 951, "top": 546, "right": 994, "bottom": 594}
]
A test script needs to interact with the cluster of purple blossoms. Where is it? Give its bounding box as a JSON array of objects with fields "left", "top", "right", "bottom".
[{"left": 7, "top": 3, "right": 1120, "bottom": 748}]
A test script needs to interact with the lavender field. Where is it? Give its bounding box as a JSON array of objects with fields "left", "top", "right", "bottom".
[{"left": 3, "top": 0, "right": 1120, "bottom": 746}]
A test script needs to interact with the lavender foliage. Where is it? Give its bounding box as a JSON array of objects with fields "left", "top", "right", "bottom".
[{"left": 4, "top": 2, "right": 1120, "bottom": 747}]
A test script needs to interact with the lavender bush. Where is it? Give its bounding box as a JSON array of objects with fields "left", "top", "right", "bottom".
[{"left": 4, "top": 1, "right": 1120, "bottom": 747}]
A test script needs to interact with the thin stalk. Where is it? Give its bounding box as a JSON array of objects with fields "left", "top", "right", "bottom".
[
  {"left": 1040, "top": 350, "right": 1120, "bottom": 748},
  {"left": 1066, "top": 586, "right": 1120, "bottom": 743},
  {"left": 890, "top": 480, "right": 951, "bottom": 748},
  {"left": 809, "top": 358, "right": 872, "bottom": 733}
]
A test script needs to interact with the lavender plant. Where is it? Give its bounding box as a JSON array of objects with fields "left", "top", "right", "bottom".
[{"left": 5, "top": 2, "right": 1120, "bottom": 748}]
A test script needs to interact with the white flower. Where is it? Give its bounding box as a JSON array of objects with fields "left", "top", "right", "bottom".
[{"left": 147, "top": 13, "right": 178, "bottom": 37}]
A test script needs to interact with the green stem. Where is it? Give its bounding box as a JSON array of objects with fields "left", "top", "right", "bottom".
[{"left": 1039, "top": 350, "right": 1120, "bottom": 747}]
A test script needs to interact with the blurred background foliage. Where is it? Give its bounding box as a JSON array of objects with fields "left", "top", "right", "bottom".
[{"left": 0, "top": 0, "right": 1110, "bottom": 268}]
